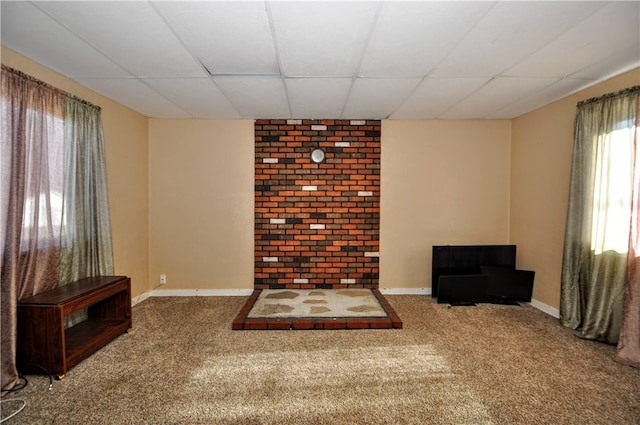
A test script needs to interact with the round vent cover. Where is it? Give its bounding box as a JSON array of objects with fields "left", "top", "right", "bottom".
[{"left": 311, "top": 148, "right": 325, "bottom": 163}]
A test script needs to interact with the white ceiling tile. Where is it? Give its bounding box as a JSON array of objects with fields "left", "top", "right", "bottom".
[
  {"left": 441, "top": 77, "right": 558, "bottom": 119},
  {"left": 74, "top": 78, "right": 190, "bottom": 118},
  {"left": 285, "top": 78, "right": 352, "bottom": 119},
  {"left": 2, "top": 1, "right": 638, "bottom": 120},
  {"left": 507, "top": 2, "right": 640, "bottom": 78},
  {"left": 269, "top": 1, "right": 379, "bottom": 77},
  {"left": 569, "top": 45, "right": 640, "bottom": 80},
  {"left": 390, "top": 77, "right": 490, "bottom": 119},
  {"left": 215, "top": 77, "right": 290, "bottom": 119},
  {"left": 152, "top": 1, "right": 279, "bottom": 76},
  {"left": 433, "top": 1, "right": 608, "bottom": 77},
  {"left": 342, "top": 78, "right": 421, "bottom": 119},
  {"left": 0, "top": 1, "right": 128, "bottom": 78},
  {"left": 359, "top": 1, "right": 491, "bottom": 77},
  {"left": 34, "top": 1, "right": 204, "bottom": 77},
  {"left": 487, "top": 78, "right": 594, "bottom": 119},
  {"left": 143, "top": 78, "right": 241, "bottom": 119}
]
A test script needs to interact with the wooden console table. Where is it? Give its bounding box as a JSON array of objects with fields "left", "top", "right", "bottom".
[{"left": 17, "top": 276, "right": 132, "bottom": 378}]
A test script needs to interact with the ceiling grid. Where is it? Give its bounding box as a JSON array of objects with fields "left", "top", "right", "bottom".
[{"left": 2, "top": 1, "right": 638, "bottom": 120}]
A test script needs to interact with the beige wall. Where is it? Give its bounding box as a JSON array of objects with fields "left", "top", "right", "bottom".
[
  {"left": 6, "top": 44, "right": 639, "bottom": 309},
  {"left": 1, "top": 47, "right": 150, "bottom": 299},
  {"left": 511, "top": 67, "right": 640, "bottom": 310},
  {"left": 380, "top": 120, "right": 512, "bottom": 290},
  {"left": 149, "top": 119, "right": 512, "bottom": 293},
  {"left": 148, "top": 120, "right": 254, "bottom": 291}
]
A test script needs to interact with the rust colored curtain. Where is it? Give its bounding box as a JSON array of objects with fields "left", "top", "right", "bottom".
[
  {"left": 1, "top": 66, "right": 64, "bottom": 393},
  {"left": 1, "top": 65, "right": 114, "bottom": 393},
  {"left": 616, "top": 97, "right": 640, "bottom": 368}
]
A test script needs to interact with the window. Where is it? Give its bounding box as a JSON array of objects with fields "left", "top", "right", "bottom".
[
  {"left": 590, "top": 121, "right": 636, "bottom": 255},
  {"left": 18, "top": 108, "right": 65, "bottom": 250}
]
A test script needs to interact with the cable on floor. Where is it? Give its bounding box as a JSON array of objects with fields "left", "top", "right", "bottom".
[
  {"left": 26, "top": 365, "right": 53, "bottom": 390},
  {"left": 0, "top": 399, "right": 27, "bottom": 423}
]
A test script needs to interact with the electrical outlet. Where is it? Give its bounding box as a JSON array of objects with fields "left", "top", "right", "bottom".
[{"left": 160, "top": 274, "right": 167, "bottom": 285}]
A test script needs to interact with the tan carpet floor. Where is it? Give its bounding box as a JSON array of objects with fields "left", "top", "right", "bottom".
[{"left": 2, "top": 295, "right": 639, "bottom": 424}]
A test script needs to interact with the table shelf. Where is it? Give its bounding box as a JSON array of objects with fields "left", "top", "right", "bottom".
[{"left": 17, "top": 276, "right": 131, "bottom": 378}]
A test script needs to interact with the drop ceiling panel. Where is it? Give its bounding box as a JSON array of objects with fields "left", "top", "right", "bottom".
[
  {"left": 143, "top": 78, "right": 241, "bottom": 119},
  {"left": 441, "top": 77, "right": 558, "bottom": 119},
  {"left": 74, "top": 78, "right": 190, "bottom": 118},
  {"left": 2, "top": 1, "right": 638, "bottom": 120},
  {"left": 152, "top": 1, "right": 279, "bottom": 76},
  {"left": 34, "top": 1, "right": 204, "bottom": 77},
  {"left": 506, "top": 2, "right": 640, "bottom": 78},
  {"left": 286, "top": 78, "right": 352, "bottom": 119},
  {"left": 1, "top": 1, "right": 128, "bottom": 78},
  {"left": 269, "top": 1, "right": 379, "bottom": 77},
  {"left": 215, "top": 77, "right": 290, "bottom": 119},
  {"left": 570, "top": 45, "right": 640, "bottom": 80},
  {"left": 342, "top": 78, "right": 421, "bottom": 119},
  {"left": 390, "top": 77, "right": 490, "bottom": 119},
  {"left": 359, "top": 1, "right": 492, "bottom": 77},
  {"left": 488, "top": 78, "right": 594, "bottom": 119},
  {"left": 432, "top": 1, "right": 608, "bottom": 77}
]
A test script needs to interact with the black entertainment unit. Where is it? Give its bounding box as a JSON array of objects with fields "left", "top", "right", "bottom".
[
  {"left": 432, "top": 245, "right": 534, "bottom": 306},
  {"left": 437, "top": 274, "right": 489, "bottom": 306},
  {"left": 481, "top": 266, "right": 535, "bottom": 304}
]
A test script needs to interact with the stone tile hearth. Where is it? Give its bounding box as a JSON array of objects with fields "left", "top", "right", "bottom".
[{"left": 233, "top": 289, "right": 402, "bottom": 330}]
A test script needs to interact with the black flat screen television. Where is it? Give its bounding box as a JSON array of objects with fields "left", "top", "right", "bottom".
[
  {"left": 480, "top": 266, "right": 535, "bottom": 304},
  {"left": 432, "top": 245, "right": 516, "bottom": 298},
  {"left": 437, "top": 275, "right": 489, "bottom": 306}
]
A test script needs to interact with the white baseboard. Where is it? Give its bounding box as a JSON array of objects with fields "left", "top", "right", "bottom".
[
  {"left": 379, "top": 287, "right": 431, "bottom": 295},
  {"left": 379, "top": 288, "right": 560, "bottom": 319},
  {"left": 131, "top": 288, "right": 253, "bottom": 305},
  {"left": 529, "top": 298, "right": 560, "bottom": 318},
  {"left": 132, "top": 287, "right": 560, "bottom": 319},
  {"left": 131, "top": 291, "right": 151, "bottom": 306},
  {"left": 149, "top": 288, "right": 254, "bottom": 297}
]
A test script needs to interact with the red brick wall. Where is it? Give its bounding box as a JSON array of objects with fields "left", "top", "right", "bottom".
[{"left": 255, "top": 119, "right": 380, "bottom": 289}]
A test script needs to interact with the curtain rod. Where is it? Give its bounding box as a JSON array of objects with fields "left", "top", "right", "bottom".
[
  {"left": 577, "top": 85, "right": 640, "bottom": 107},
  {"left": 1, "top": 64, "right": 101, "bottom": 112}
]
